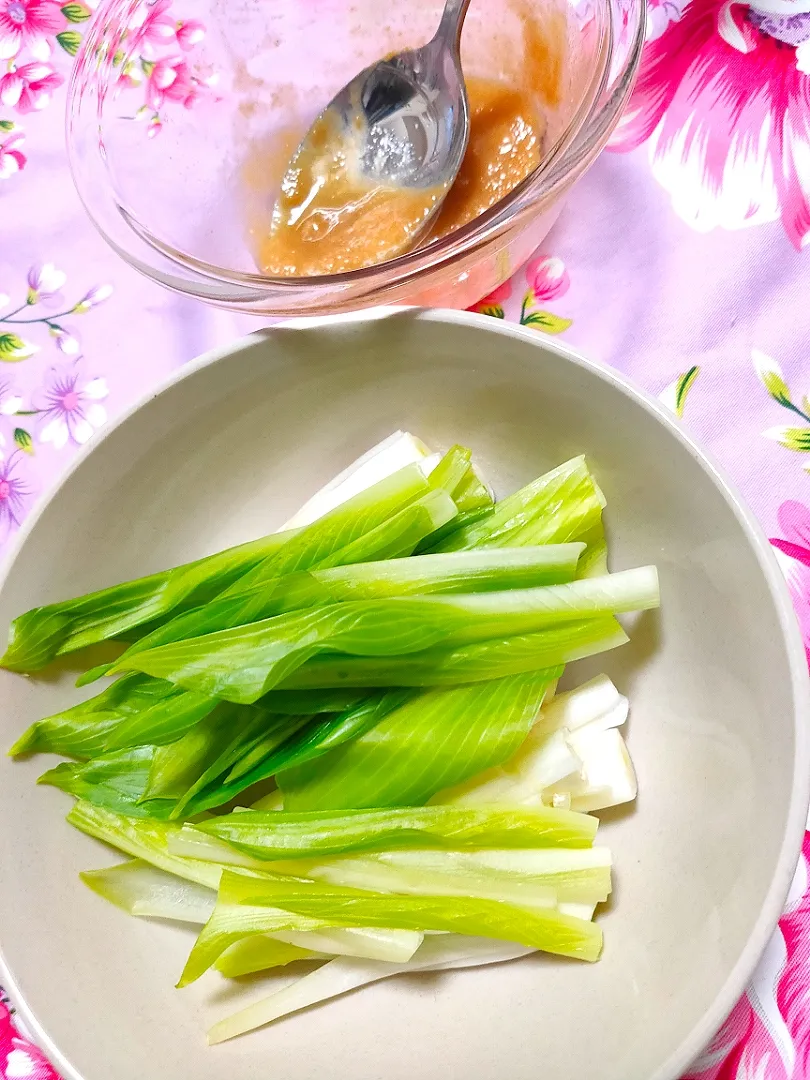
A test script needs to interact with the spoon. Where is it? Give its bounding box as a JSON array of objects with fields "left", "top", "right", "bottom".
[{"left": 274, "top": 0, "right": 473, "bottom": 259}]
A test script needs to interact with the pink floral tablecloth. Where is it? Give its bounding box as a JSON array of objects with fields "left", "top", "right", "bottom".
[{"left": 3, "top": 0, "right": 810, "bottom": 1075}]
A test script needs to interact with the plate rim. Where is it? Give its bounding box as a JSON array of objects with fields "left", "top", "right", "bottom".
[{"left": 0, "top": 305, "right": 807, "bottom": 1080}]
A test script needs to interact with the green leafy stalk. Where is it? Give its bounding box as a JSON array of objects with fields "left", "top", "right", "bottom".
[
  {"left": 11, "top": 679, "right": 371, "bottom": 763},
  {"left": 66, "top": 800, "right": 222, "bottom": 888},
  {"left": 188, "top": 803, "right": 597, "bottom": 859},
  {"left": 259, "top": 847, "right": 611, "bottom": 907},
  {"left": 101, "top": 687, "right": 221, "bottom": 753},
  {"left": 39, "top": 746, "right": 170, "bottom": 818},
  {"left": 141, "top": 704, "right": 256, "bottom": 802},
  {"left": 423, "top": 455, "right": 605, "bottom": 553},
  {"left": 79, "top": 858, "right": 420, "bottom": 963},
  {"left": 213, "top": 464, "right": 438, "bottom": 604},
  {"left": 98, "top": 541, "right": 579, "bottom": 675},
  {"left": 163, "top": 711, "right": 312, "bottom": 820},
  {"left": 172, "top": 691, "right": 410, "bottom": 818},
  {"left": 0, "top": 531, "right": 296, "bottom": 674},
  {"left": 53, "top": 695, "right": 403, "bottom": 824},
  {"left": 278, "top": 669, "right": 560, "bottom": 810},
  {"left": 207, "top": 936, "right": 535, "bottom": 1042},
  {"left": 80, "top": 859, "right": 217, "bottom": 924},
  {"left": 1, "top": 462, "right": 435, "bottom": 674},
  {"left": 426, "top": 444, "right": 473, "bottom": 495},
  {"left": 279, "top": 618, "right": 628, "bottom": 688},
  {"left": 8, "top": 674, "right": 183, "bottom": 759},
  {"left": 115, "top": 568, "right": 658, "bottom": 704},
  {"left": 178, "top": 871, "right": 603, "bottom": 986},
  {"left": 78, "top": 488, "right": 457, "bottom": 688},
  {"left": 169, "top": 837, "right": 611, "bottom": 907},
  {"left": 450, "top": 468, "right": 494, "bottom": 514},
  {"left": 215, "top": 936, "right": 321, "bottom": 977}
]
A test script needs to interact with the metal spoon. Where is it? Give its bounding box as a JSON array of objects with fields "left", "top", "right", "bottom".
[{"left": 277, "top": 0, "right": 473, "bottom": 254}]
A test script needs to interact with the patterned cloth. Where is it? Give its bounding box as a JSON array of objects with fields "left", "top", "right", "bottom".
[{"left": 2, "top": 0, "right": 810, "bottom": 1075}]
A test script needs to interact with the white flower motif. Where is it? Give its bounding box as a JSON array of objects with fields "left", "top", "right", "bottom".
[
  {"left": 72, "top": 283, "right": 113, "bottom": 313},
  {"left": 0, "top": 379, "right": 23, "bottom": 417},
  {"left": 26, "top": 261, "right": 66, "bottom": 301},
  {"left": 48, "top": 324, "right": 80, "bottom": 355},
  {"left": 37, "top": 364, "right": 108, "bottom": 449}
]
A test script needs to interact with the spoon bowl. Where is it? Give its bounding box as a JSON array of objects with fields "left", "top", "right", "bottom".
[{"left": 327, "top": 0, "right": 471, "bottom": 193}]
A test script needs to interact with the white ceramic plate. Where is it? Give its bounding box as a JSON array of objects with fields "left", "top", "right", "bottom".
[{"left": 0, "top": 308, "right": 807, "bottom": 1080}]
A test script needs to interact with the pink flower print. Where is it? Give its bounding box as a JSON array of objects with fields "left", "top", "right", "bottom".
[
  {"left": 468, "top": 279, "right": 512, "bottom": 316},
  {"left": 145, "top": 56, "right": 203, "bottom": 110},
  {"left": 7, "top": 1036, "right": 61, "bottom": 1078},
  {"left": 26, "top": 261, "right": 65, "bottom": 303},
  {"left": 0, "top": 997, "right": 13, "bottom": 1037},
  {"left": 610, "top": 0, "right": 810, "bottom": 249},
  {"left": 0, "top": 61, "right": 62, "bottom": 113},
  {"left": 683, "top": 992, "right": 758, "bottom": 1079},
  {"left": 477, "top": 280, "right": 513, "bottom": 307},
  {"left": 0, "top": 124, "right": 25, "bottom": 178},
  {"left": 0, "top": 0, "right": 65, "bottom": 61},
  {"left": 176, "top": 18, "right": 205, "bottom": 50},
  {"left": 770, "top": 499, "right": 810, "bottom": 667},
  {"left": 775, "top": 835, "right": 810, "bottom": 1078},
  {"left": 128, "top": 0, "right": 176, "bottom": 55},
  {"left": 37, "top": 364, "right": 108, "bottom": 449},
  {"left": 525, "top": 255, "right": 570, "bottom": 302},
  {"left": 0, "top": 452, "right": 31, "bottom": 542}
]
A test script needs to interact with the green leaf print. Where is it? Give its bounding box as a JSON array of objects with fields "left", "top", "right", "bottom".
[
  {"left": 56, "top": 30, "right": 83, "bottom": 55},
  {"left": 659, "top": 368, "right": 700, "bottom": 418},
  {"left": 0, "top": 334, "right": 37, "bottom": 363},
  {"left": 61, "top": 2, "right": 91, "bottom": 20},
  {"left": 521, "top": 311, "right": 572, "bottom": 335},
  {"left": 13, "top": 429, "right": 33, "bottom": 455},
  {"left": 478, "top": 305, "right": 505, "bottom": 319},
  {"left": 763, "top": 427, "right": 810, "bottom": 452}
]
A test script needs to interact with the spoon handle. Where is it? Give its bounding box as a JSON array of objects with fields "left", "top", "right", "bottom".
[{"left": 435, "top": 0, "right": 473, "bottom": 52}]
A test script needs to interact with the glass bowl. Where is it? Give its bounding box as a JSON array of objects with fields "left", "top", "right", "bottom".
[{"left": 66, "top": 0, "right": 645, "bottom": 315}]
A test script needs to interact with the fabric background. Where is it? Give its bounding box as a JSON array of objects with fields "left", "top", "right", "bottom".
[{"left": 2, "top": 0, "right": 810, "bottom": 1074}]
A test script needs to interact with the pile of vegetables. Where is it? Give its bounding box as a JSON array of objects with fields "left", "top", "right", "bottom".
[{"left": 2, "top": 432, "right": 658, "bottom": 1043}]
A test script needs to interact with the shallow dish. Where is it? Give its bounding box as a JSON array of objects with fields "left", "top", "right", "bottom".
[{"left": 0, "top": 308, "right": 807, "bottom": 1080}]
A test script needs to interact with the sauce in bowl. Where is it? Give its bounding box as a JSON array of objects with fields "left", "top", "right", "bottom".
[
  {"left": 252, "top": 2, "right": 563, "bottom": 278},
  {"left": 258, "top": 109, "right": 447, "bottom": 277}
]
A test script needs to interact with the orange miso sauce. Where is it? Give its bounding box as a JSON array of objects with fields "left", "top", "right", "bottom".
[
  {"left": 254, "top": 3, "right": 565, "bottom": 277},
  {"left": 430, "top": 78, "right": 542, "bottom": 240},
  {"left": 259, "top": 109, "right": 447, "bottom": 277}
]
